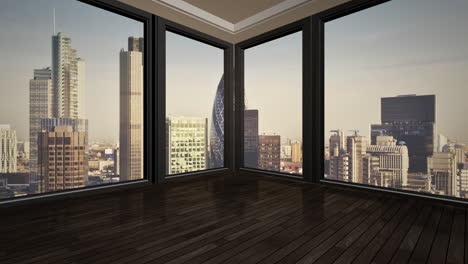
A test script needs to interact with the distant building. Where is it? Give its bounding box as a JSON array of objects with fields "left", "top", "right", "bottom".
[
  {"left": 120, "top": 37, "right": 144, "bottom": 182},
  {"left": 244, "top": 110, "right": 259, "bottom": 168},
  {"left": 404, "top": 173, "right": 432, "bottom": 193},
  {"left": 428, "top": 151, "right": 458, "bottom": 197},
  {"left": 328, "top": 143, "right": 349, "bottom": 181},
  {"left": 458, "top": 163, "right": 468, "bottom": 198},
  {"left": 371, "top": 94, "right": 435, "bottom": 173},
  {"left": 437, "top": 134, "right": 448, "bottom": 152},
  {"left": 364, "top": 136, "right": 409, "bottom": 188},
  {"left": 329, "top": 130, "right": 345, "bottom": 156},
  {"left": 38, "top": 126, "right": 87, "bottom": 192},
  {"left": 258, "top": 135, "right": 280, "bottom": 172},
  {"left": 281, "top": 144, "right": 292, "bottom": 160},
  {"left": 0, "top": 125, "right": 17, "bottom": 173},
  {"left": 166, "top": 117, "right": 208, "bottom": 174},
  {"left": 29, "top": 67, "right": 52, "bottom": 192},
  {"left": 347, "top": 134, "right": 367, "bottom": 184},
  {"left": 291, "top": 141, "right": 302, "bottom": 163},
  {"left": 209, "top": 75, "right": 224, "bottom": 169}
]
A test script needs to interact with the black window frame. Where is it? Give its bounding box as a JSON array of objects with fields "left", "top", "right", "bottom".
[
  {"left": 156, "top": 17, "right": 234, "bottom": 183},
  {"left": 0, "top": 0, "right": 154, "bottom": 205},
  {"left": 235, "top": 18, "right": 313, "bottom": 181}
]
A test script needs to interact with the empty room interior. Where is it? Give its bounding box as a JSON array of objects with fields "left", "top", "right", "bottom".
[{"left": 2, "top": 0, "right": 468, "bottom": 263}]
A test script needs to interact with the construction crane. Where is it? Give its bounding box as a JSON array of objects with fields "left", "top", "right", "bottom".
[{"left": 348, "top": 129, "right": 359, "bottom": 136}]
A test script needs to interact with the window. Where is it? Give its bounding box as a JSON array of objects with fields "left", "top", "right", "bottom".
[
  {"left": 0, "top": 0, "right": 147, "bottom": 200},
  {"left": 324, "top": 0, "right": 468, "bottom": 199},
  {"left": 165, "top": 31, "right": 225, "bottom": 176},
  {"left": 243, "top": 32, "right": 303, "bottom": 176}
]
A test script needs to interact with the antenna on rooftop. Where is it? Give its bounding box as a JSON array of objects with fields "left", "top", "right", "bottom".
[{"left": 53, "top": 8, "right": 56, "bottom": 35}]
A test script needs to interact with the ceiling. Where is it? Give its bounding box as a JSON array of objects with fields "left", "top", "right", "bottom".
[
  {"left": 117, "top": 0, "right": 350, "bottom": 42},
  {"left": 183, "top": 0, "right": 286, "bottom": 24}
]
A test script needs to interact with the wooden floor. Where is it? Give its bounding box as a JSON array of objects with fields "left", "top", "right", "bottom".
[{"left": 1, "top": 172, "right": 467, "bottom": 264}]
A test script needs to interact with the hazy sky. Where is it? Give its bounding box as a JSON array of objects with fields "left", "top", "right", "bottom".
[
  {"left": 0, "top": 0, "right": 143, "bottom": 142},
  {"left": 325, "top": 0, "right": 468, "bottom": 143},
  {"left": 245, "top": 32, "right": 302, "bottom": 141}
]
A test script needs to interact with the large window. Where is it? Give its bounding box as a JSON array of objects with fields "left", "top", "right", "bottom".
[
  {"left": 324, "top": 0, "right": 468, "bottom": 199},
  {"left": 243, "top": 32, "right": 303, "bottom": 176},
  {"left": 165, "top": 31, "right": 225, "bottom": 176},
  {"left": 0, "top": 0, "right": 146, "bottom": 200}
]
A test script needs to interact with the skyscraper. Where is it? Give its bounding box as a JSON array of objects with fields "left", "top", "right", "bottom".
[
  {"left": 244, "top": 109, "right": 259, "bottom": 168},
  {"left": 29, "top": 67, "right": 52, "bottom": 192},
  {"left": 38, "top": 126, "right": 87, "bottom": 192},
  {"left": 291, "top": 141, "right": 302, "bottom": 163},
  {"left": 52, "top": 32, "right": 86, "bottom": 119},
  {"left": 120, "top": 37, "right": 144, "bottom": 181},
  {"left": 371, "top": 94, "right": 435, "bottom": 173},
  {"left": 428, "top": 151, "right": 458, "bottom": 197},
  {"left": 347, "top": 134, "right": 367, "bottom": 184},
  {"left": 0, "top": 125, "right": 17, "bottom": 173},
  {"left": 258, "top": 135, "right": 281, "bottom": 172},
  {"left": 209, "top": 75, "right": 224, "bottom": 169},
  {"left": 166, "top": 117, "right": 208, "bottom": 174}
]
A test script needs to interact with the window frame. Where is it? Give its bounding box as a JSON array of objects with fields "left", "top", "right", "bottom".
[
  {"left": 235, "top": 18, "right": 313, "bottom": 181},
  {"left": 0, "top": 0, "right": 154, "bottom": 205},
  {"left": 156, "top": 17, "right": 234, "bottom": 183}
]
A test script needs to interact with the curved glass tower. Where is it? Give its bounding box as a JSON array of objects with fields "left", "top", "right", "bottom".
[{"left": 210, "top": 75, "right": 224, "bottom": 168}]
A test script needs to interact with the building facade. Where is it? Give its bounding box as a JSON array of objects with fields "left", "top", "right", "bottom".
[
  {"left": 0, "top": 125, "right": 17, "bottom": 173},
  {"left": 291, "top": 141, "right": 302, "bottom": 163},
  {"left": 37, "top": 126, "right": 87, "bottom": 192},
  {"left": 166, "top": 117, "right": 208, "bottom": 174},
  {"left": 244, "top": 109, "right": 259, "bottom": 168},
  {"left": 347, "top": 134, "right": 367, "bottom": 184},
  {"left": 209, "top": 75, "right": 224, "bottom": 169},
  {"left": 428, "top": 151, "right": 458, "bottom": 197},
  {"left": 120, "top": 37, "right": 144, "bottom": 182},
  {"left": 29, "top": 67, "right": 52, "bottom": 192},
  {"left": 258, "top": 135, "right": 281, "bottom": 172}
]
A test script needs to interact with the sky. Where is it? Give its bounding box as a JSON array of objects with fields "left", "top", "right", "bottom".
[
  {"left": 0, "top": 0, "right": 143, "bottom": 142},
  {"left": 325, "top": 0, "right": 468, "bottom": 143},
  {"left": 245, "top": 32, "right": 303, "bottom": 142}
]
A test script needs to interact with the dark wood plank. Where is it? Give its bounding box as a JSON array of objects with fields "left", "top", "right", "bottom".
[
  {"left": 427, "top": 206, "right": 455, "bottom": 264},
  {"left": 447, "top": 207, "right": 465, "bottom": 264}
]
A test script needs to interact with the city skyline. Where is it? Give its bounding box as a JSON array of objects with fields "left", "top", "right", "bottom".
[{"left": 0, "top": 0, "right": 143, "bottom": 141}]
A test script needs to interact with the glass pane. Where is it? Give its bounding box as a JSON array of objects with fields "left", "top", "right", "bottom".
[
  {"left": 325, "top": 0, "right": 468, "bottom": 199},
  {"left": 244, "top": 32, "right": 303, "bottom": 175},
  {"left": 166, "top": 32, "right": 224, "bottom": 175},
  {"left": 0, "top": 0, "right": 144, "bottom": 199}
]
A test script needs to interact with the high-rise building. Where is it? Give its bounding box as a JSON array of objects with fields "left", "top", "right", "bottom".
[
  {"left": 364, "top": 136, "right": 409, "bottom": 188},
  {"left": 371, "top": 94, "right": 435, "bottom": 173},
  {"left": 258, "top": 135, "right": 281, "bottom": 172},
  {"left": 0, "top": 125, "right": 17, "bottom": 173},
  {"left": 291, "top": 141, "right": 302, "bottom": 163},
  {"left": 166, "top": 117, "right": 208, "bottom": 174},
  {"left": 328, "top": 144, "right": 349, "bottom": 181},
  {"left": 38, "top": 126, "right": 87, "bottom": 192},
  {"left": 29, "top": 67, "right": 52, "bottom": 192},
  {"left": 209, "top": 75, "right": 224, "bottom": 169},
  {"left": 244, "top": 110, "right": 259, "bottom": 168},
  {"left": 329, "top": 129, "right": 345, "bottom": 156},
  {"left": 52, "top": 32, "right": 86, "bottom": 119},
  {"left": 458, "top": 163, "right": 468, "bottom": 198},
  {"left": 120, "top": 37, "right": 144, "bottom": 182},
  {"left": 437, "top": 134, "right": 448, "bottom": 152},
  {"left": 347, "top": 134, "right": 367, "bottom": 184},
  {"left": 428, "top": 151, "right": 458, "bottom": 197}
]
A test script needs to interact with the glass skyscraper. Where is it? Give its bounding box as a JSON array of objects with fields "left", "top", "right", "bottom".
[{"left": 209, "top": 75, "right": 224, "bottom": 169}]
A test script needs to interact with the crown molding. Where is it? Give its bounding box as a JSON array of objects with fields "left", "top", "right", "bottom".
[{"left": 153, "top": 0, "right": 314, "bottom": 34}]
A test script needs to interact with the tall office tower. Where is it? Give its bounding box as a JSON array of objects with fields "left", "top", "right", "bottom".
[
  {"left": 281, "top": 144, "right": 292, "bottom": 160},
  {"left": 128, "top": 37, "right": 144, "bottom": 53},
  {"left": 371, "top": 94, "right": 435, "bottom": 173},
  {"left": 329, "top": 130, "right": 345, "bottom": 156},
  {"left": 365, "top": 136, "right": 409, "bottom": 188},
  {"left": 209, "top": 75, "right": 224, "bottom": 169},
  {"left": 458, "top": 163, "right": 468, "bottom": 198},
  {"left": 244, "top": 109, "right": 259, "bottom": 168},
  {"left": 258, "top": 135, "right": 281, "bottom": 172},
  {"left": 328, "top": 144, "right": 349, "bottom": 181},
  {"left": 52, "top": 32, "right": 86, "bottom": 119},
  {"left": 346, "top": 134, "right": 367, "bottom": 184},
  {"left": 29, "top": 67, "right": 52, "bottom": 192},
  {"left": 0, "top": 125, "right": 17, "bottom": 173},
  {"left": 166, "top": 117, "right": 208, "bottom": 174},
  {"left": 291, "top": 141, "right": 302, "bottom": 163},
  {"left": 428, "top": 151, "right": 458, "bottom": 197},
  {"left": 38, "top": 126, "right": 87, "bottom": 192},
  {"left": 120, "top": 37, "right": 144, "bottom": 182}
]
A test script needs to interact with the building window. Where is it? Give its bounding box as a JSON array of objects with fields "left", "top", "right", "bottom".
[
  {"left": 0, "top": 0, "right": 145, "bottom": 200},
  {"left": 165, "top": 31, "right": 224, "bottom": 176},
  {"left": 243, "top": 32, "right": 303, "bottom": 176},
  {"left": 324, "top": 0, "right": 468, "bottom": 199}
]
